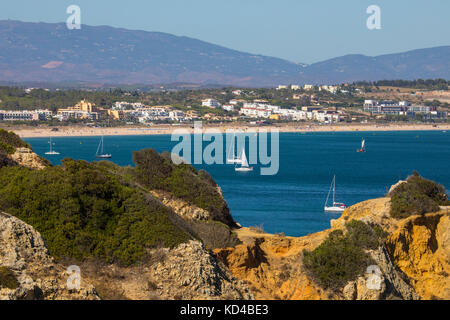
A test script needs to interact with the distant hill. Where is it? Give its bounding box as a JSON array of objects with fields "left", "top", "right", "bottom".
[
  {"left": 0, "top": 20, "right": 449, "bottom": 87},
  {"left": 298, "top": 47, "right": 450, "bottom": 84}
]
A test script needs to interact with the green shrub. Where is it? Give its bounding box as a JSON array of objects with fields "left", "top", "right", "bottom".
[
  {"left": 0, "top": 148, "right": 16, "bottom": 168},
  {"left": 0, "top": 141, "right": 16, "bottom": 154},
  {"left": 0, "top": 159, "right": 191, "bottom": 265},
  {"left": 0, "top": 266, "right": 19, "bottom": 289},
  {"left": 133, "top": 148, "right": 235, "bottom": 226},
  {"left": 389, "top": 172, "right": 448, "bottom": 219},
  {"left": 0, "top": 129, "right": 29, "bottom": 149},
  {"left": 303, "top": 221, "right": 386, "bottom": 290},
  {"left": 345, "top": 220, "right": 388, "bottom": 250}
]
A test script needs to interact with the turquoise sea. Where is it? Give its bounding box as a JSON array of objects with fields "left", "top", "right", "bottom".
[{"left": 25, "top": 130, "right": 450, "bottom": 237}]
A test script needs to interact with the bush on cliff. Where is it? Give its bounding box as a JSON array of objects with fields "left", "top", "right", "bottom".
[
  {"left": 0, "top": 129, "right": 29, "bottom": 154},
  {"left": 303, "top": 221, "right": 386, "bottom": 290},
  {"left": 0, "top": 148, "right": 16, "bottom": 168},
  {"left": 133, "top": 148, "right": 235, "bottom": 226},
  {"left": 0, "top": 159, "right": 191, "bottom": 265},
  {"left": 389, "top": 171, "right": 449, "bottom": 219}
]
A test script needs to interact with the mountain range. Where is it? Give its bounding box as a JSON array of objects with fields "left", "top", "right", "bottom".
[{"left": 0, "top": 20, "right": 449, "bottom": 87}]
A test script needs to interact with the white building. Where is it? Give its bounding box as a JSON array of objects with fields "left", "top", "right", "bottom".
[
  {"left": 112, "top": 101, "right": 144, "bottom": 110},
  {"left": 202, "top": 99, "right": 221, "bottom": 108},
  {"left": 0, "top": 109, "right": 52, "bottom": 121},
  {"left": 304, "top": 84, "right": 315, "bottom": 90},
  {"left": 222, "top": 104, "right": 235, "bottom": 112},
  {"left": 291, "top": 85, "right": 301, "bottom": 90},
  {"left": 319, "top": 85, "right": 338, "bottom": 94},
  {"left": 276, "top": 85, "right": 288, "bottom": 90},
  {"left": 169, "top": 110, "right": 186, "bottom": 121}
]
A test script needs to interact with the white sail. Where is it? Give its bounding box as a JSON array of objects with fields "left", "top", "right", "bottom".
[
  {"left": 234, "top": 146, "right": 253, "bottom": 171},
  {"left": 240, "top": 147, "right": 249, "bottom": 167},
  {"left": 361, "top": 139, "right": 365, "bottom": 149},
  {"left": 226, "top": 133, "right": 242, "bottom": 164}
]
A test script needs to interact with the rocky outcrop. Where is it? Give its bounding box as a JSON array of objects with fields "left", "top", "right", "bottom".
[
  {"left": 150, "top": 190, "right": 210, "bottom": 221},
  {"left": 386, "top": 211, "right": 450, "bottom": 300},
  {"left": 0, "top": 212, "right": 99, "bottom": 300},
  {"left": 331, "top": 197, "right": 398, "bottom": 233},
  {"left": 10, "top": 147, "right": 47, "bottom": 170},
  {"left": 342, "top": 246, "right": 419, "bottom": 300},
  {"left": 215, "top": 198, "right": 449, "bottom": 300},
  {"left": 0, "top": 211, "right": 250, "bottom": 300},
  {"left": 214, "top": 228, "right": 334, "bottom": 300},
  {"left": 80, "top": 240, "right": 253, "bottom": 300}
]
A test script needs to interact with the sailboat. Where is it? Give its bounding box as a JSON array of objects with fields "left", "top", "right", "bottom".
[
  {"left": 324, "top": 175, "right": 346, "bottom": 213},
  {"left": 226, "top": 133, "right": 242, "bottom": 164},
  {"left": 96, "top": 136, "right": 112, "bottom": 158},
  {"left": 357, "top": 138, "right": 366, "bottom": 152},
  {"left": 234, "top": 146, "right": 253, "bottom": 172},
  {"left": 45, "top": 137, "right": 60, "bottom": 155}
]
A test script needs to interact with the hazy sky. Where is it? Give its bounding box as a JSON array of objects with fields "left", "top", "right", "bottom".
[{"left": 1, "top": 0, "right": 449, "bottom": 64}]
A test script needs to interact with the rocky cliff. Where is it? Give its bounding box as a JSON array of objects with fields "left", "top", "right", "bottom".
[
  {"left": 0, "top": 211, "right": 252, "bottom": 300},
  {"left": 214, "top": 197, "right": 449, "bottom": 300},
  {"left": 10, "top": 147, "right": 48, "bottom": 170},
  {"left": 0, "top": 212, "right": 98, "bottom": 300}
]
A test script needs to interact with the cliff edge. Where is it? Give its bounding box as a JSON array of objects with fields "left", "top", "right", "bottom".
[{"left": 214, "top": 196, "right": 449, "bottom": 300}]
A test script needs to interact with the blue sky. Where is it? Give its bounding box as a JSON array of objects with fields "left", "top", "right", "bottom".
[{"left": 1, "top": 0, "right": 449, "bottom": 64}]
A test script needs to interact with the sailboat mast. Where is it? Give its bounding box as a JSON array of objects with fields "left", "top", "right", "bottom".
[{"left": 332, "top": 175, "right": 336, "bottom": 205}]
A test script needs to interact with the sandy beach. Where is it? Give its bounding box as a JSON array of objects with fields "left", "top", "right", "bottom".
[{"left": 3, "top": 122, "right": 450, "bottom": 138}]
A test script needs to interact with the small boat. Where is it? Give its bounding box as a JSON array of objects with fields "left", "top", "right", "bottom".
[
  {"left": 45, "top": 137, "right": 60, "bottom": 155},
  {"left": 235, "top": 146, "right": 253, "bottom": 172},
  {"left": 96, "top": 136, "right": 112, "bottom": 159},
  {"left": 356, "top": 138, "right": 365, "bottom": 152},
  {"left": 226, "top": 133, "right": 242, "bottom": 164},
  {"left": 324, "top": 175, "right": 346, "bottom": 213}
]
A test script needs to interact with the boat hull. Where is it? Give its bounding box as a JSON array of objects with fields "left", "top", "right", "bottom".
[
  {"left": 324, "top": 206, "right": 346, "bottom": 213},
  {"left": 235, "top": 167, "right": 253, "bottom": 172}
]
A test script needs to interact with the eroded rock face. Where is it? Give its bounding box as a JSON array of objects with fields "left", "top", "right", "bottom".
[
  {"left": 0, "top": 212, "right": 99, "bottom": 300},
  {"left": 10, "top": 147, "right": 47, "bottom": 170},
  {"left": 214, "top": 229, "right": 334, "bottom": 300},
  {"left": 82, "top": 240, "right": 253, "bottom": 300},
  {"left": 386, "top": 211, "right": 450, "bottom": 300},
  {"left": 150, "top": 190, "right": 210, "bottom": 221},
  {"left": 215, "top": 198, "right": 449, "bottom": 300}
]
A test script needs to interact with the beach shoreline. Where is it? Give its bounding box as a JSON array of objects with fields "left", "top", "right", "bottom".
[{"left": 2, "top": 122, "right": 449, "bottom": 138}]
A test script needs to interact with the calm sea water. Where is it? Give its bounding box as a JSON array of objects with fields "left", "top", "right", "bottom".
[{"left": 25, "top": 130, "right": 450, "bottom": 237}]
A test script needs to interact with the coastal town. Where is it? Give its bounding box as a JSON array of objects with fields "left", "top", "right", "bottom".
[{"left": 0, "top": 81, "right": 449, "bottom": 130}]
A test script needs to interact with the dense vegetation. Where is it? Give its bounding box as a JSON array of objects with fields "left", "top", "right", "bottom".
[
  {"left": 133, "top": 149, "right": 235, "bottom": 226},
  {"left": 0, "top": 130, "right": 237, "bottom": 264},
  {"left": 303, "top": 220, "right": 387, "bottom": 290},
  {"left": 0, "top": 128, "right": 29, "bottom": 154},
  {"left": 0, "top": 86, "right": 139, "bottom": 111},
  {"left": 0, "top": 159, "right": 192, "bottom": 265},
  {"left": 354, "top": 79, "right": 450, "bottom": 90},
  {"left": 389, "top": 172, "right": 449, "bottom": 219}
]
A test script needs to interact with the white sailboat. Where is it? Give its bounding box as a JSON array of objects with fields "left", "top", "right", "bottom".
[
  {"left": 357, "top": 138, "right": 366, "bottom": 152},
  {"left": 234, "top": 146, "right": 253, "bottom": 172},
  {"left": 324, "top": 175, "right": 346, "bottom": 213},
  {"left": 45, "top": 137, "right": 60, "bottom": 155},
  {"left": 96, "top": 136, "right": 112, "bottom": 159},
  {"left": 226, "top": 133, "right": 242, "bottom": 164}
]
